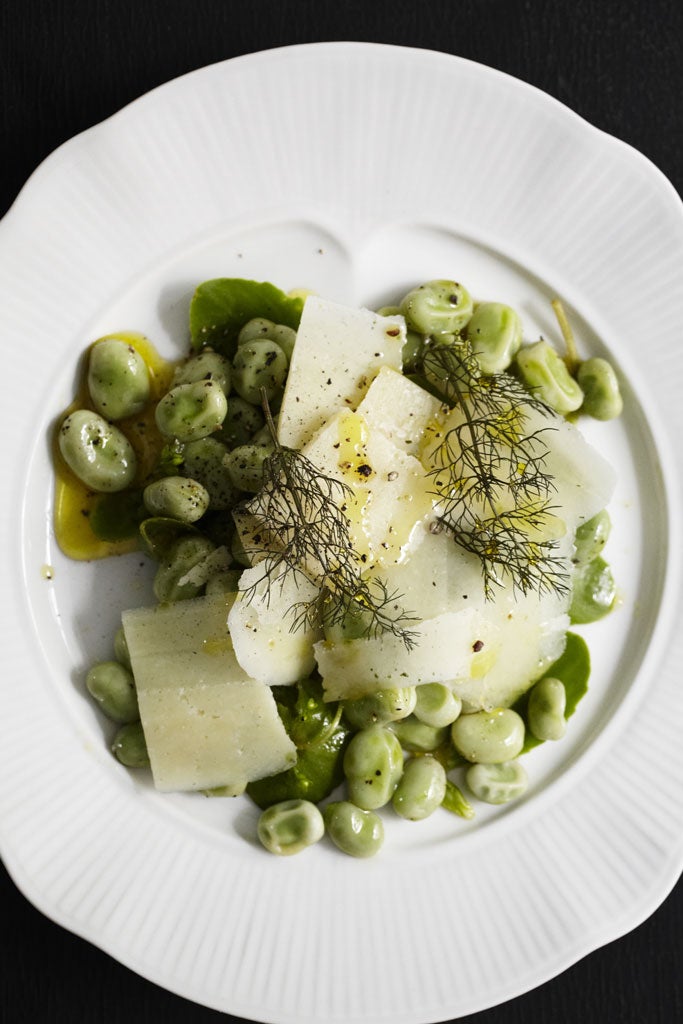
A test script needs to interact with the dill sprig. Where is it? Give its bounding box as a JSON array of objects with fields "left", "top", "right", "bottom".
[
  {"left": 422, "top": 339, "right": 570, "bottom": 599},
  {"left": 233, "top": 397, "right": 419, "bottom": 649}
]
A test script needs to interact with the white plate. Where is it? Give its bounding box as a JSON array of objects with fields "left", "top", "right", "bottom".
[{"left": 1, "top": 42, "right": 683, "bottom": 1024}]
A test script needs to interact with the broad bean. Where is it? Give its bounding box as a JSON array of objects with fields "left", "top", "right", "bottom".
[
  {"left": 574, "top": 509, "right": 611, "bottom": 565},
  {"left": 390, "top": 715, "right": 448, "bottom": 753},
  {"left": 413, "top": 683, "right": 462, "bottom": 728},
  {"left": 400, "top": 280, "right": 474, "bottom": 335},
  {"left": 88, "top": 338, "right": 150, "bottom": 420},
  {"left": 257, "top": 798, "right": 324, "bottom": 855},
  {"left": 111, "top": 720, "right": 149, "bottom": 768},
  {"left": 155, "top": 380, "right": 227, "bottom": 442},
  {"left": 219, "top": 396, "right": 265, "bottom": 448},
  {"left": 466, "top": 302, "right": 523, "bottom": 373},
  {"left": 392, "top": 755, "right": 447, "bottom": 821},
  {"left": 86, "top": 660, "right": 139, "bottom": 723},
  {"left": 59, "top": 409, "right": 137, "bottom": 492},
  {"left": 515, "top": 340, "right": 584, "bottom": 415},
  {"left": 323, "top": 801, "right": 384, "bottom": 858},
  {"left": 237, "top": 318, "right": 275, "bottom": 345},
  {"left": 343, "top": 725, "right": 404, "bottom": 810},
  {"left": 578, "top": 357, "right": 623, "bottom": 421},
  {"left": 527, "top": 677, "right": 567, "bottom": 742},
  {"left": 465, "top": 760, "right": 528, "bottom": 804},
  {"left": 451, "top": 708, "right": 525, "bottom": 764},
  {"left": 223, "top": 443, "right": 273, "bottom": 492},
  {"left": 143, "top": 476, "right": 210, "bottom": 523},
  {"left": 232, "top": 340, "right": 288, "bottom": 404},
  {"left": 570, "top": 556, "right": 616, "bottom": 624},
  {"left": 344, "top": 687, "right": 417, "bottom": 729},
  {"left": 181, "top": 437, "right": 240, "bottom": 510},
  {"left": 153, "top": 534, "right": 216, "bottom": 603},
  {"left": 173, "top": 349, "right": 232, "bottom": 395}
]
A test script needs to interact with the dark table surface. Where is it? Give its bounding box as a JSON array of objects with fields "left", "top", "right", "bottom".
[{"left": 2, "top": 1, "right": 682, "bottom": 1022}]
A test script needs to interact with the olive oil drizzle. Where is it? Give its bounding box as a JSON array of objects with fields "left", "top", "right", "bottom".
[{"left": 54, "top": 333, "right": 177, "bottom": 560}]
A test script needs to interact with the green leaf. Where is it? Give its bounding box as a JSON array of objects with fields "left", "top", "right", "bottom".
[
  {"left": 189, "top": 278, "right": 304, "bottom": 358},
  {"left": 515, "top": 632, "right": 590, "bottom": 753}
]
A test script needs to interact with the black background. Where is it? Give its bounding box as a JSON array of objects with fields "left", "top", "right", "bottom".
[{"left": 2, "top": 1, "right": 682, "bottom": 1022}]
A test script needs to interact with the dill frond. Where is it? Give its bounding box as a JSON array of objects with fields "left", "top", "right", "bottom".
[
  {"left": 233, "top": 397, "right": 419, "bottom": 649},
  {"left": 422, "top": 340, "right": 570, "bottom": 600}
]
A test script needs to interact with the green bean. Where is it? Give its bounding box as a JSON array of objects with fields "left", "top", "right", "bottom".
[
  {"left": 465, "top": 760, "right": 528, "bottom": 804},
  {"left": 390, "top": 715, "right": 448, "bottom": 753},
  {"left": 59, "top": 409, "right": 137, "bottom": 492},
  {"left": 86, "top": 661, "right": 139, "bottom": 723},
  {"left": 143, "top": 476, "right": 210, "bottom": 522},
  {"left": 181, "top": 437, "right": 240, "bottom": 510},
  {"left": 155, "top": 380, "right": 228, "bottom": 442},
  {"left": 413, "top": 683, "right": 462, "bottom": 728},
  {"left": 111, "top": 721, "right": 149, "bottom": 768},
  {"left": 343, "top": 725, "right": 404, "bottom": 810},
  {"left": 232, "top": 340, "right": 288, "bottom": 404},
  {"left": 344, "top": 688, "right": 417, "bottom": 729},
  {"left": 223, "top": 443, "right": 273, "bottom": 492},
  {"left": 570, "top": 556, "right": 616, "bottom": 624},
  {"left": 323, "top": 801, "right": 384, "bottom": 858},
  {"left": 451, "top": 708, "right": 525, "bottom": 764},
  {"left": 392, "top": 755, "right": 447, "bottom": 821},
  {"left": 400, "top": 280, "right": 474, "bottom": 335},
  {"left": 219, "top": 396, "right": 265, "bottom": 448},
  {"left": 153, "top": 535, "right": 216, "bottom": 603},
  {"left": 88, "top": 338, "right": 150, "bottom": 420},
  {"left": 578, "top": 357, "right": 623, "bottom": 421},
  {"left": 173, "top": 349, "right": 232, "bottom": 395},
  {"left": 527, "top": 677, "right": 567, "bottom": 741},
  {"left": 574, "top": 509, "right": 611, "bottom": 565},
  {"left": 257, "top": 799, "right": 324, "bottom": 855},
  {"left": 466, "top": 302, "right": 523, "bottom": 374},
  {"left": 515, "top": 340, "right": 584, "bottom": 415}
]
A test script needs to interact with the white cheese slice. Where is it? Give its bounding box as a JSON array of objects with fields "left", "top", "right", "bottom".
[
  {"left": 278, "top": 295, "right": 405, "bottom": 449},
  {"left": 355, "top": 365, "right": 446, "bottom": 455},
  {"left": 122, "top": 593, "right": 296, "bottom": 792},
  {"left": 228, "top": 560, "right": 323, "bottom": 685},
  {"left": 421, "top": 401, "right": 616, "bottom": 532},
  {"left": 302, "top": 409, "right": 434, "bottom": 569},
  {"left": 315, "top": 605, "right": 490, "bottom": 701},
  {"left": 315, "top": 518, "right": 572, "bottom": 710},
  {"left": 522, "top": 405, "right": 617, "bottom": 525}
]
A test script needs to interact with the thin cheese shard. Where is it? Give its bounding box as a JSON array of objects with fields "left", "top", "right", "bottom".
[
  {"left": 122, "top": 594, "right": 296, "bottom": 792},
  {"left": 228, "top": 561, "right": 323, "bottom": 685},
  {"left": 277, "top": 295, "right": 405, "bottom": 449}
]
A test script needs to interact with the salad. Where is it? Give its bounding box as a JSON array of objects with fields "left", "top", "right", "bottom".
[{"left": 54, "top": 277, "right": 622, "bottom": 857}]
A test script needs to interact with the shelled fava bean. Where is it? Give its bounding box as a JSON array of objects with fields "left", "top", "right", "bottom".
[
  {"left": 59, "top": 410, "right": 137, "bottom": 492},
  {"left": 88, "top": 338, "right": 151, "bottom": 420},
  {"left": 257, "top": 799, "right": 325, "bottom": 855}
]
